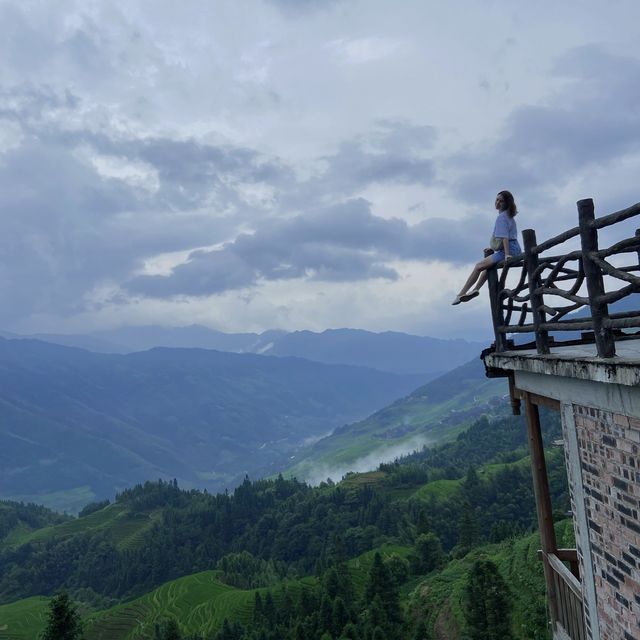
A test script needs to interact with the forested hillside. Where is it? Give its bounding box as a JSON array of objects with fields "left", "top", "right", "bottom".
[{"left": 0, "top": 406, "right": 569, "bottom": 639}]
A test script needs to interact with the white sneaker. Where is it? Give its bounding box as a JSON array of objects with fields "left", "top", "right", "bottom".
[{"left": 451, "top": 296, "right": 462, "bottom": 305}]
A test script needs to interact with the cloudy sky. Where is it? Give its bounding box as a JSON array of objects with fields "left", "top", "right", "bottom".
[{"left": 1, "top": 0, "right": 639, "bottom": 340}]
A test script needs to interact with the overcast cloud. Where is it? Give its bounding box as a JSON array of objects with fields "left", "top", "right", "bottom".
[{"left": 0, "top": 1, "right": 639, "bottom": 338}]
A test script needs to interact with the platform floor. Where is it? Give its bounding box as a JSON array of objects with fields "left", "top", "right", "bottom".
[{"left": 485, "top": 337, "right": 640, "bottom": 387}]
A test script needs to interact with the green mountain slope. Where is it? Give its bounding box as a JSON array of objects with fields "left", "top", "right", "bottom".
[
  {"left": 0, "top": 337, "right": 429, "bottom": 511},
  {"left": 0, "top": 526, "right": 567, "bottom": 640},
  {"left": 285, "top": 357, "right": 505, "bottom": 483},
  {"left": 0, "top": 405, "right": 567, "bottom": 639}
]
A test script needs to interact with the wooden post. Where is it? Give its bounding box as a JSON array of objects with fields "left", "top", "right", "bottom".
[
  {"left": 523, "top": 228, "right": 550, "bottom": 355},
  {"left": 487, "top": 265, "right": 506, "bottom": 352},
  {"left": 524, "top": 392, "right": 559, "bottom": 627},
  {"left": 508, "top": 373, "right": 521, "bottom": 415},
  {"left": 577, "top": 198, "right": 615, "bottom": 358}
]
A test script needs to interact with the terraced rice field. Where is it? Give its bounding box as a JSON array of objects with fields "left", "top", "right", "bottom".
[
  {"left": 3, "top": 503, "right": 158, "bottom": 552},
  {"left": 0, "top": 596, "right": 49, "bottom": 640},
  {"left": 84, "top": 571, "right": 254, "bottom": 639}
]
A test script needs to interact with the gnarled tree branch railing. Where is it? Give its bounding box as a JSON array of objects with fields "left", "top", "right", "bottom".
[{"left": 487, "top": 199, "right": 640, "bottom": 357}]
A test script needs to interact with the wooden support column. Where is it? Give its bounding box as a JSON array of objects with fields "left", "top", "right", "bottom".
[
  {"left": 524, "top": 391, "right": 559, "bottom": 627},
  {"left": 487, "top": 266, "right": 506, "bottom": 352},
  {"left": 507, "top": 373, "right": 521, "bottom": 415},
  {"left": 577, "top": 198, "right": 615, "bottom": 358}
]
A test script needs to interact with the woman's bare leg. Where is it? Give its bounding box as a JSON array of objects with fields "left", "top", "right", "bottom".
[
  {"left": 473, "top": 270, "right": 488, "bottom": 292},
  {"left": 458, "top": 256, "right": 495, "bottom": 297}
]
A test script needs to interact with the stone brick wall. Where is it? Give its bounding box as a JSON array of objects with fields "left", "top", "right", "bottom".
[{"left": 571, "top": 404, "right": 640, "bottom": 640}]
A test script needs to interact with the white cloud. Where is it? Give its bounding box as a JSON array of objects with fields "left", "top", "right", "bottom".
[
  {"left": 326, "top": 36, "right": 410, "bottom": 64},
  {"left": 301, "top": 434, "right": 433, "bottom": 486},
  {"left": 0, "top": 119, "right": 23, "bottom": 153}
]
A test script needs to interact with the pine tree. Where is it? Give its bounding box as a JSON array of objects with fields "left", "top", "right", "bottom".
[
  {"left": 41, "top": 593, "right": 83, "bottom": 640},
  {"left": 263, "top": 591, "right": 276, "bottom": 627},
  {"left": 332, "top": 596, "right": 350, "bottom": 634},
  {"left": 364, "top": 595, "right": 388, "bottom": 637},
  {"left": 324, "top": 567, "right": 340, "bottom": 599},
  {"left": 154, "top": 617, "right": 181, "bottom": 640},
  {"left": 364, "top": 553, "right": 402, "bottom": 628},
  {"left": 253, "top": 592, "right": 263, "bottom": 624},
  {"left": 409, "top": 532, "right": 445, "bottom": 574},
  {"left": 457, "top": 501, "right": 480, "bottom": 553},
  {"left": 371, "top": 627, "right": 386, "bottom": 640},
  {"left": 339, "top": 621, "right": 360, "bottom": 640},
  {"left": 319, "top": 594, "right": 334, "bottom": 635},
  {"left": 464, "top": 558, "right": 513, "bottom": 640},
  {"left": 412, "top": 620, "right": 428, "bottom": 640},
  {"left": 462, "top": 467, "right": 482, "bottom": 506}
]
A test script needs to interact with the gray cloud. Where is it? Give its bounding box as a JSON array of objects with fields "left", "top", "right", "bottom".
[
  {"left": 0, "top": 85, "right": 289, "bottom": 324},
  {"left": 0, "top": 81, "right": 444, "bottom": 318},
  {"left": 315, "top": 120, "right": 436, "bottom": 196},
  {"left": 125, "top": 197, "right": 492, "bottom": 299},
  {"left": 449, "top": 46, "right": 640, "bottom": 209},
  {"left": 263, "top": 0, "right": 346, "bottom": 16},
  {"left": 126, "top": 199, "right": 404, "bottom": 296}
]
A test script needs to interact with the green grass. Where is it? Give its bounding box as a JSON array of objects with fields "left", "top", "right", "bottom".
[
  {"left": 0, "top": 596, "right": 49, "bottom": 640},
  {"left": 411, "top": 478, "right": 462, "bottom": 502}
]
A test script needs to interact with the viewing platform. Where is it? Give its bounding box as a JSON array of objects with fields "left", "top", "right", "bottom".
[{"left": 482, "top": 199, "right": 640, "bottom": 640}]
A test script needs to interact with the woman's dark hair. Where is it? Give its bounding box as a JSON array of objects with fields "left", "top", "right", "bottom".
[{"left": 498, "top": 190, "right": 518, "bottom": 217}]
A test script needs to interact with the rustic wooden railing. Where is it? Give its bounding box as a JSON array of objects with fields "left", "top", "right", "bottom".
[
  {"left": 546, "top": 552, "right": 586, "bottom": 640},
  {"left": 487, "top": 198, "right": 640, "bottom": 357}
]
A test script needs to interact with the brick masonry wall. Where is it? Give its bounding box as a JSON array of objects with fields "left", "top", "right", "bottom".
[{"left": 571, "top": 404, "right": 640, "bottom": 640}]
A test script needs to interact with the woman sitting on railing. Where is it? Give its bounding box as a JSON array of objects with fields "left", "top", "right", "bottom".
[{"left": 452, "top": 190, "right": 522, "bottom": 305}]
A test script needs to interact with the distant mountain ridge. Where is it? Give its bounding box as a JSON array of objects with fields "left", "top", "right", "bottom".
[
  {"left": 0, "top": 326, "right": 484, "bottom": 375},
  {"left": 0, "top": 337, "right": 428, "bottom": 511}
]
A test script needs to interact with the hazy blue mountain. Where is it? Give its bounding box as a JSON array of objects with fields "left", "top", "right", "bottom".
[
  {"left": 91, "top": 325, "right": 285, "bottom": 354},
  {"left": 261, "top": 328, "right": 484, "bottom": 375},
  {"left": 0, "top": 337, "right": 429, "bottom": 511},
  {"left": 3, "top": 326, "right": 484, "bottom": 376}
]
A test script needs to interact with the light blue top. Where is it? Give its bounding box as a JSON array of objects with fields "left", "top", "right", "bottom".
[{"left": 493, "top": 210, "right": 518, "bottom": 239}]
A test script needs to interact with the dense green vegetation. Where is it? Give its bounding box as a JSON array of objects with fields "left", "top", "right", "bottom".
[
  {"left": 0, "top": 406, "right": 568, "bottom": 639},
  {"left": 0, "top": 501, "right": 70, "bottom": 543}
]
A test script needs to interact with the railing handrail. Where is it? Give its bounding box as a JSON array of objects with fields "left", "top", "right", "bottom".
[
  {"left": 547, "top": 553, "right": 582, "bottom": 598},
  {"left": 546, "top": 551, "right": 586, "bottom": 640},
  {"left": 487, "top": 198, "right": 640, "bottom": 358},
  {"left": 591, "top": 201, "right": 640, "bottom": 230}
]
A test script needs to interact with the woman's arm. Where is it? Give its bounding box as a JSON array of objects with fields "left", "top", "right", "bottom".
[{"left": 502, "top": 237, "right": 510, "bottom": 259}]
